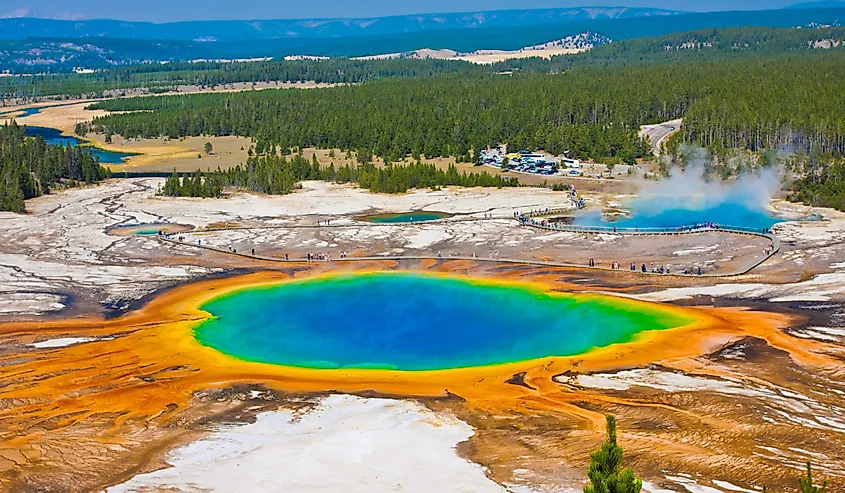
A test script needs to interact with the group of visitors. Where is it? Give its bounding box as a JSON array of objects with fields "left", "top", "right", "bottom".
[
  {"left": 302, "top": 251, "right": 351, "bottom": 261},
  {"left": 155, "top": 208, "right": 732, "bottom": 279},
  {"left": 306, "top": 252, "right": 332, "bottom": 262},
  {"left": 514, "top": 207, "right": 562, "bottom": 219},
  {"left": 160, "top": 232, "right": 200, "bottom": 246},
  {"left": 594, "top": 260, "right": 704, "bottom": 275},
  {"left": 677, "top": 222, "right": 719, "bottom": 232}
]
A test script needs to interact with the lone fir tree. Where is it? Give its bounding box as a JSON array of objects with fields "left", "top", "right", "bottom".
[
  {"left": 584, "top": 416, "right": 642, "bottom": 493},
  {"left": 799, "top": 462, "right": 826, "bottom": 493}
]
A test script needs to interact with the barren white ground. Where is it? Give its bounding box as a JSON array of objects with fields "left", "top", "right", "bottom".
[
  {"left": 107, "top": 395, "right": 508, "bottom": 493},
  {"left": 0, "top": 178, "right": 577, "bottom": 315},
  {"left": 2, "top": 178, "right": 829, "bottom": 317},
  {"left": 2, "top": 179, "right": 845, "bottom": 493}
]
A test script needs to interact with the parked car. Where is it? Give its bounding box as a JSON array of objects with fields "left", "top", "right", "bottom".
[{"left": 567, "top": 170, "right": 581, "bottom": 176}]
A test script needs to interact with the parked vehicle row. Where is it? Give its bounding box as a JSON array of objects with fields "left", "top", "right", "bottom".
[{"left": 477, "top": 149, "right": 583, "bottom": 176}]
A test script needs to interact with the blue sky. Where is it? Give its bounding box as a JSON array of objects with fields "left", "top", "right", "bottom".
[{"left": 2, "top": 0, "right": 805, "bottom": 22}]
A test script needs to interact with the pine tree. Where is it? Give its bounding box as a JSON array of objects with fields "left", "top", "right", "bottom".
[
  {"left": 584, "top": 416, "right": 642, "bottom": 493},
  {"left": 799, "top": 462, "right": 826, "bottom": 493}
]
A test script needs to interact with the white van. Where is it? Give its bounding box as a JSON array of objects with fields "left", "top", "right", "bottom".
[{"left": 562, "top": 158, "right": 581, "bottom": 169}]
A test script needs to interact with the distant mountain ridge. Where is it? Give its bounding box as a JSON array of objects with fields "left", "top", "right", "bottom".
[
  {"left": 532, "top": 25, "right": 845, "bottom": 70},
  {"left": 0, "top": 7, "right": 683, "bottom": 41},
  {"left": 786, "top": 1, "right": 845, "bottom": 9},
  {"left": 4, "top": 6, "right": 845, "bottom": 72}
]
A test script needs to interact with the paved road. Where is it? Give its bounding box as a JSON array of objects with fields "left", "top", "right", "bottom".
[{"left": 639, "top": 119, "right": 683, "bottom": 155}]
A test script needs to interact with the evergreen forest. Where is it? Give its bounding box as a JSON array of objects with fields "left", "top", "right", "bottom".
[
  {"left": 159, "top": 154, "right": 519, "bottom": 198},
  {"left": 0, "top": 122, "right": 109, "bottom": 213},
  {"left": 87, "top": 53, "right": 845, "bottom": 162},
  {"left": 4, "top": 26, "right": 844, "bottom": 102}
]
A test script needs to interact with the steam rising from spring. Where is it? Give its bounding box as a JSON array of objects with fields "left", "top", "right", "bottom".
[
  {"left": 642, "top": 145, "right": 782, "bottom": 214},
  {"left": 576, "top": 145, "right": 782, "bottom": 229}
]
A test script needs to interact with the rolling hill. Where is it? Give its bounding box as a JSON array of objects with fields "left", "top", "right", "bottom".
[
  {"left": 2, "top": 6, "right": 845, "bottom": 72},
  {"left": 0, "top": 7, "right": 682, "bottom": 41},
  {"left": 786, "top": 1, "right": 845, "bottom": 9}
]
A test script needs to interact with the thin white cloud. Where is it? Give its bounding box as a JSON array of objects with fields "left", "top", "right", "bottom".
[
  {"left": 1, "top": 8, "right": 87, "bottom": 20},
  {"left": 2, "top": 8, "right": 30, "bottom": 18}
]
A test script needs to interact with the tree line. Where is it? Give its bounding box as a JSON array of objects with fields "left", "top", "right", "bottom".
[
  {"left": 159, "top": 152, "right": 518, "bottom": 198},
  {"left": 0, "top": 58, "right": 485, "bottom": 102},
  {"left": 495, "top": 26, "right": 845, "bottom": 73},
  {"left": 0, "top": 122, "right": 109, "bottom": 213},
  {"left": 5, "top": 26, "right": 843, "bottom": 103},
  {"left": 790, "top": 158, "right": 845, "bottom": 212},
  {"left": 86, "top": 52, "right": 845, "bottom": 163},
  {"left": 85, "top": 69, "right": 660, "bottom": 164}
]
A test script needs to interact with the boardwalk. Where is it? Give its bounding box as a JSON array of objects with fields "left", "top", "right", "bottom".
[{"left": 156, "top": 212, "right": 780, "bottom": 278}]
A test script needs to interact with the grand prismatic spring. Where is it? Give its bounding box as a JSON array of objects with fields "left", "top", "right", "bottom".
[
  {"left": 194, "top": 273, "right": 692, "bottom": 371},
  {"left": 1, "top": 259, "right": 840, "bottom": 492}
]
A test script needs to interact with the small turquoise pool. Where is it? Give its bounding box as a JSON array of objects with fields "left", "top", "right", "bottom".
[
  {"left": 194, "top": 273, "right": 691, "bottom": 371},
  {"left": 361, "top": 212, "right": 451, "bottom": 223}
]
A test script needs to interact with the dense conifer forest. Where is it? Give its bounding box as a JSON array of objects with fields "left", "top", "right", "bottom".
[
  {"left": 85, "top": 70, "right": 660, "bottom": 163},
  {"left": 87, "top": 53, "right": 845, "bottom": 161},
  {"left": 160, "top": 154, "right": 518, "bottom": 198},
  {"left": 0, "top": 122, "right": 109, "bottom": 213},
  {"left": 790, "top": 160, "right": 845, "bottom": 212},
  {"left": 0, "top": 59, "right": 486, "bottom": 101},
  {"left": 498, "top": 26, "right": 845, "bottom": 72},
  {"left": 4, "top": 26, "right": 844, "bottom": 102}
]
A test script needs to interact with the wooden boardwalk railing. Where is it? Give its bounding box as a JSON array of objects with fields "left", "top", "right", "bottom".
[{"left": 155, "top": 212, "right": 780, "bottom": 278}]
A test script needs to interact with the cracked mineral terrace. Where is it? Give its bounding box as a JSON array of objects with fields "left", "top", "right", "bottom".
[{"left": 1, "top": 178, "right": 844, "bottom": 493}]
